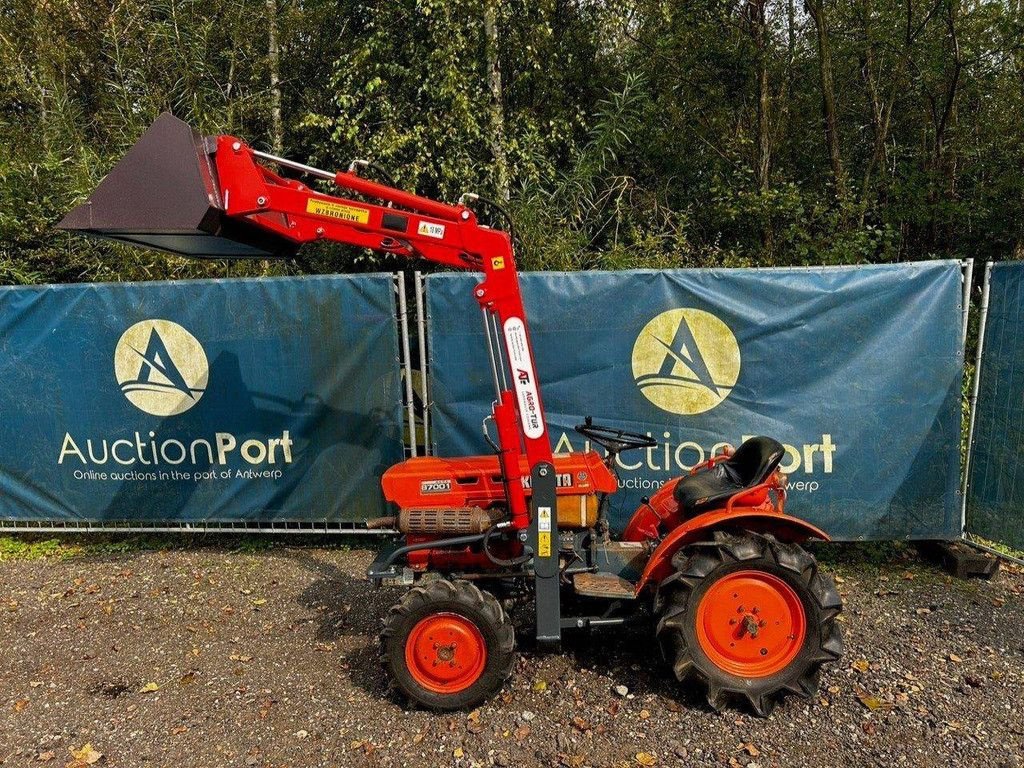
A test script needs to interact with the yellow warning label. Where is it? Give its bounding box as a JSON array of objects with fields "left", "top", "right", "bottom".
[
  {"left": 538, "top": 531, "right": 551, "bottom": 558},
  {"left": 491, "top": 256, "right": 505, "bottom": 270},
  {"left": 305, "top": 198, "right": 370, "bottom": 224}
]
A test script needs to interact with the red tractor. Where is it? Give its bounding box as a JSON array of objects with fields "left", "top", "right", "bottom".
[{"left": 61, "top": 114, "right": 843, "bottom": 716}]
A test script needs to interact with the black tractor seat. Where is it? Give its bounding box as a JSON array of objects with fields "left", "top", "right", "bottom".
[{"left": 673, "top": 436, "right": 785, "bottom": 518}]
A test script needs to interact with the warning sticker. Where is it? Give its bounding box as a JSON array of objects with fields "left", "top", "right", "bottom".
[
  {"left": 538, "top": 506, "right": 552, "bottom": 532},
  {"left": 417, "top": 221, "right": 446, "bottom": 239},
  {"left": 306, "top": 199, "right": 370, "bottom": 224},
  {"left": 538, "top": 532, "right": 551, "bottom": 558},
  {"left": 537, "top": 506, "right": 552, "bottom": 557}
]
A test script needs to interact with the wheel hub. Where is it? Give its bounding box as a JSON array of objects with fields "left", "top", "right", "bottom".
[
  {"left": 696, "top": 570, "right": 806, "bottom": 678},
  {"left": 405, "top": 613, "right": 487, "bottom": 694}
]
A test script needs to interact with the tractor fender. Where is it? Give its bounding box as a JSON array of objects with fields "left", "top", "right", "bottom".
[{"left": 633, "top": 510, "right": 830, "bottom": 595}]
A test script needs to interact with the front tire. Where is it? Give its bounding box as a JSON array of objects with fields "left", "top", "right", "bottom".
[
  {"left": 655, "top": 531, "right": 843, "bottom": 716},
  {"left": 381, "top": 579, "right": 515, "bottom": 711}
]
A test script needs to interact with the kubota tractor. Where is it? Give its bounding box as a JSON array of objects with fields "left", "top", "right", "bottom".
[{"left": 60, "top": 114, "right": 843, "bottom": 716}]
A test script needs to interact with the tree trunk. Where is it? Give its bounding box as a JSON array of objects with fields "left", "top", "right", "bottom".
[
  {"left": 267, "top": 0, "right": 283, "bottom": 155},
  {"left": 929, "top": 0, "right": 963, "bottom": 248},
  {"left": 857, "top": 0, "right": 889, "bottom": 225},
  {"left": 483, "top": 0, "right": 510, "bottom": 202},
  {"left": 745, "top": 0, "right": 774, "bottom": 254},
  {"left": 788, "top": 0, "right": 796, "bottom": 65},
  {"left": 805, "top": 0, "right": 849, "bottom": 208},
  {"left": 748, "top": 0, "right": 771, "bottom": 193}
]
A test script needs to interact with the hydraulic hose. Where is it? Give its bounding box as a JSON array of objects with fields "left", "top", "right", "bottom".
[{"left": 483, "top": 524, "right": 532, "bottom": 568}]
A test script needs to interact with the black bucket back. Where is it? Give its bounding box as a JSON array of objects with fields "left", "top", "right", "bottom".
[{"left": 58, "top": 113, "right": 296, "bottom": 260}]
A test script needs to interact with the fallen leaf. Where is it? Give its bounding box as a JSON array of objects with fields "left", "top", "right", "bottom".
[
  {"left": 571, "top": 716, "right": 591, "bottom": 732},
  {"left": 230, "top": 654, "right": 253, "bottom": 662},
  {"left": 639, "top": 709, "right": 651, "bottom": 720},
  {"left": 852, "top": 659, "right": 869, "bottom": 673},
  {"left": 948, "top": 653, "right": 963, "bottom": 663},
  {"left": 453, "top": 747, "right": 464, "bottom": 759},
  {"left": 68, "top": 744, "right": 103, "bottom": 765},
  {"left": 38, "top": 750, "right": 55, "bottom": 762},
  {"left": 13, "top": 698, "right": 29, "bottom": 712},
  {"left": 856, "top": 691, "right": 894, "bottom": 711},
  {"left": 532, "top": 679, "right": 548, "bottom": 692},
  {"left": 514, "top": 725, "right": 531, "bottom": 741},
  {"left": 741, "top": 742, "right": 761, "bottom": 757},
  {"left": 252, "top": 598, "right": 267, "bottom": 606},
  {"left": 412, "top": 733, "right": 425, "bottom": 744},
  {"left": 635, "top": 752, "right": 657, "bottom": 766},
  {"left": 139, "top": 682, "right": 159, "bottom": 693},
  {"left": 171, "top": 725, "right": 188, "bottom": 735}
]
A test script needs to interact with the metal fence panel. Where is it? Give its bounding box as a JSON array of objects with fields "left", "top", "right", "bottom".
[
  {"left": 0, "top": 274, "right": 404, "bottom": 525},
  {"left": 427, "top": 263, "right": 964, "bottom": 540},
  {"left": 966, "top": 261, "right": 1024, "bottom": 549}
]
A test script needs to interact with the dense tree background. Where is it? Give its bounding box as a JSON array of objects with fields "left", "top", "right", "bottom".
[{"left": 1, "top": 0, "right": 1022, "bottom": 284}]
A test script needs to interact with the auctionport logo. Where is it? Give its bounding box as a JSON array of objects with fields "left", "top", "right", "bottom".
[
  {"left": 114, "top": 320, "right": 208, "bottom": 416},
  {"left": 631, "top": 308, "right": 741, "bottom": 416}
]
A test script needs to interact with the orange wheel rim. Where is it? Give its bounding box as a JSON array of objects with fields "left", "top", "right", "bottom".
[
  {"left": 405, "top": 613, "right": 487, "bottom": 694},
  {"left": 696, "top": 570, "right": 806, "bottom": 678}
]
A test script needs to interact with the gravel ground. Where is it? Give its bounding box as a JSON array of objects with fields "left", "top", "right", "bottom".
[{"left": 0, "top": 542, "right": 1022, "bottom": 768}]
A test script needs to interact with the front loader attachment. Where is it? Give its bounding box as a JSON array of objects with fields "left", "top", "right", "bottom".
[{"left": 58, "top": 113, "right": 296, "bottom": 260}]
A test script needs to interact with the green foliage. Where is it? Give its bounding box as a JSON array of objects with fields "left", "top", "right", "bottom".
[
  {"left": 2, "top": 0, "right": 1024, "bottom": 282},
  {"left": 0, "top": 534, "right": 170, "bottom": 560}
]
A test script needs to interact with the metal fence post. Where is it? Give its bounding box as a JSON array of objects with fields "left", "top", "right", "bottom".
[
  {"left": 961, "top": 260, "right": 993, "bottom": 533},
  {"left": 414, "top": 271, "right": 431, "bottom": 455},
  {"left": 961, "top": 259, "right": 974, "bottom": 351},
  {"left": 396, "top": 273, "right": 418, "bottom": 457}
]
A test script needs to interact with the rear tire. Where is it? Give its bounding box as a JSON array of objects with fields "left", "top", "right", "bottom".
[
  {"left": 381, "top": 579, "right": 515, "bottom": 711},
  {"left": 655, "top": 531, "right": 843, "bottom": 716}
]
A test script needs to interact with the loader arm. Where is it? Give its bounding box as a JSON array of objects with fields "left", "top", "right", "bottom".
[{"left": 212, "top": 136, "right": 553, "bottom": 531}]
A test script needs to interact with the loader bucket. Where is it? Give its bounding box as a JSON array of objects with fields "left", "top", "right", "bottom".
[{"left": 58, "top": 113, "right": 296, "bottom": 260}]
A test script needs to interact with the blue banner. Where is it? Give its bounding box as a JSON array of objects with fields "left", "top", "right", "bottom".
[
  {"left": 967, "top": 262, "right": 1024, "bottom": 549},
  {"left": 427, "top": 263, "right": 964, "bottom": 540},
  {"left": 0, "top": 275, "right": 404, "bottom": 523}
]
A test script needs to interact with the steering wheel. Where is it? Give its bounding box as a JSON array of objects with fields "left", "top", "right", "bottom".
[{"left": 574, "top": 416, "right": 658, "bottom": 454}]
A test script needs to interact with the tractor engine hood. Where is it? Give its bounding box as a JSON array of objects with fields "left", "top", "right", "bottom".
[{"left": 57, "top": 113, "right": 297, "bottom": 260}]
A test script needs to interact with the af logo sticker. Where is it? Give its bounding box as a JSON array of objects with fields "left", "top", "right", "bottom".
[
  {"left": 114, "top": 320, "right": 208, "bottom": 416},
  {"left": 632, "top": 308, "right": 740, "bottom": 416}
]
